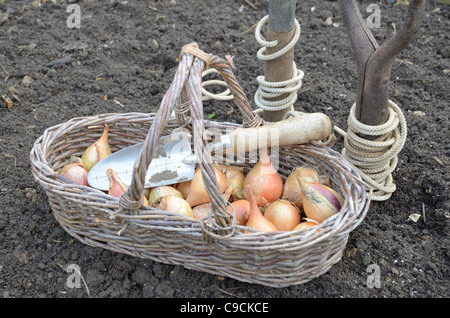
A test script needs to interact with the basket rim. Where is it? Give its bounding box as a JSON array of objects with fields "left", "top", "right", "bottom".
[{"left": 30, "top": 111, "right": 372, "bottom": 246}]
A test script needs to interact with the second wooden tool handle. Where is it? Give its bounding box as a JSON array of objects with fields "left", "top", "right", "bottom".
[{"left": 229, "top": 113, "right": 332, "bottom": 154}]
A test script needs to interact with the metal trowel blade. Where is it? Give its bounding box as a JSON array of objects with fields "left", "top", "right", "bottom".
[{"left": 87, "top": 131, "right": 195, "bottom": 191}]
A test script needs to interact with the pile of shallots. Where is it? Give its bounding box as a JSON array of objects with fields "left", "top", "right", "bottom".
[
  {"left": 59, "top": 124, "right": 344, "bottom": 234},
  {"left": 58, "top": 124, "right": 151, "bottom": 206}
]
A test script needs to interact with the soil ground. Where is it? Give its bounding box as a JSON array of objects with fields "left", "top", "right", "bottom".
[{"left": 0, "top": 0, "right": 448, "bottom": 299}]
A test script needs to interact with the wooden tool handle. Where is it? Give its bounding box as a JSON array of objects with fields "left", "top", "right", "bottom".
[{"left": 229, "top": 113, "right": 332, "bottom": 154}]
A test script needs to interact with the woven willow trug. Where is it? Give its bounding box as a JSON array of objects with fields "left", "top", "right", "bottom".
[{"left": 30, "top": 49, "right": 371, "bottom": 288}]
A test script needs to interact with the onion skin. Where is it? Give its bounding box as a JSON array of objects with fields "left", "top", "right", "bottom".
[
  {"left": 243, "top": 148, "right": 283, "bottom": 206},
  {"left": 81, "top": 124, "right": 112, "bottom": 171},
  {"left": 186, "top": 166, "right": 227, "bottom": 207},
  {"left": 157, "top": 196, "right": 193, "bottom": 218},
  {"left": 244, "top": 185, "right": 278, "bottom": 233},
  {"left": 263, "top": 199, "right": 301, "bottom": 231},
  {"left": 299, "top": 180, "right": 344, "bottom": 223},
  {"left": 227, "top": 199, "right": 250, "bottom": 225},
  {"left": 192, "top": 186, "right": 235, "bottom": 220},
  {"left": 143, "top": 188, "right": 152, "bottom": 199},
  {"left": 311, "top": 183, "right": 343, "bottom": 211},
  {"left": 282, "top": 167, "right": 321, "bottom": 210},
  {"left": 293, "top": 221, "right": 318, "bottom": 231},
  {"left": 106, "top": 168, "right": 128, "bottom": 198},
  {"left": 106, "top": 168, "right": 149, "bottom": 206},
  {"left": 60, "top": 163, "right": 89, "bottom": 186},
  {"left": 148, "top": 186, "right": 184, "bottom": 207},
  {"left": 224, "top": 169, "right": 245, "bottom": 201},
  {"left": 218, "top": 164, "right": 246, "bottom": 201},
  {"left": 192, "top": 203, "right": 212, "bottom": 220},
  {"left": 175, "top": 180, "right": 191, "bottom": 199}
]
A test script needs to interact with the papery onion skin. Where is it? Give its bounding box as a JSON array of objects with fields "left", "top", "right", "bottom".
[
  {"left": 282, "top": 167, "right": 321, "bottom": 210},
  {"left": 175, "top": 180, "right": 191, "bottom": 199},
  {"left": 81, "top": 124, "right": 112, "bottom": 171},
  {"left": 186, "top": 166, "right": 227, "bottom": 207},
  {"left": 309, "top": 182, "right": 343, "bottom": 211},
  {"left": 148, "top": 186, "right": 184, "bottom": 207},
  {"left": 106, "top": 168, "right": 149, "bottom": 206},
  {"left": 244, "top": 185, "right": 278, "bottom": 233},
  {"left": 192, "top": 184, "right": 235, "bottom": 220},
  {"left": 263, "top": 199, "right": 301, "bottom": 231},
  {"left": 192, "top": 202, "right": 212, "bottom": 220},
  {"left": 243, "top": 148, "right": 283, "bottom": 206},
  {"left": 60, "top": 163, "right": 89, "bottom": 186},
  {"left": 157, "top": 196, "right": 193, "bottom": 218},
  {"left": 293, "top": 221, "right": 318, "bottom": 231},
  {"left": 227, "top": 199, "right": 250, "bottom": 225},
  {"left": 142, "top": 188, "right": 152, "bottom": 199},
  {"left": 106, "top": 168, "right": 128, "bottom": 198},
  {"left": 224, "top": 169, "right": 245, "bottom": 201},
  {"left": 299, "top": 180, "right": 344, "bottom": 223}
]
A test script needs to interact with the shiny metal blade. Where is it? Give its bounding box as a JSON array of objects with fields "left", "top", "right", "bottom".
[{"left": 87, "top": 131, "right": 195, "bottom": 191}]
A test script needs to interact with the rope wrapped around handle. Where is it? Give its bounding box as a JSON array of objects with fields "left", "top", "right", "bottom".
[{"left": 118, "top": 43, "right": 263, "bottom": 241}]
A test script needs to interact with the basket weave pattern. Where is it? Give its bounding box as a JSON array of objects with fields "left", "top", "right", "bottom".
[{"left": 30, "top": 48, "right": 371, "bottom": 288}]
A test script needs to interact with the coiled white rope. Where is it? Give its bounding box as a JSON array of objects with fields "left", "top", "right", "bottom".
[
  {"left": 197, "top": 15, "right": 406, "bottom": 202},
  {"left": 334, "top": 100, "right": 407, "bottom": 201},
  {"left": 253, "top": 15, "right": 304, "bottom": 116},
  {"left": 201, "top": 68, "right": 234, "bottom": 102},
  {"left": 199, "top": 14, "right": 304, "bottom": 117}
]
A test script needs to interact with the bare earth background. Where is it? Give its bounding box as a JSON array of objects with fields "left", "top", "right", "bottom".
[{"left": 0, "top": 0, "right": 448, "bottom": 298}]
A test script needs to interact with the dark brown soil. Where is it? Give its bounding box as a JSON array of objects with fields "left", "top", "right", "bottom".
[{"left": 0, "top": 0, "right": 448, "bottom": 299}]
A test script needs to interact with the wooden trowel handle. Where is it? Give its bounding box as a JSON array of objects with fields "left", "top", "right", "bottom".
[{"left": 228, "top": 113, "right": 332, "bottom": 154}]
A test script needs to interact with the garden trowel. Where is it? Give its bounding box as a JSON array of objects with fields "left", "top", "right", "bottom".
[{"left": 87, "top": 112, "right": 332, "bottom": 191}]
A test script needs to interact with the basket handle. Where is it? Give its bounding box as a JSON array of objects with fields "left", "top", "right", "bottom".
[
  {"left": 119, "top": 43, "right": 262, "bottom": 240},
  {"left": 207, "top": 54, "right": 264, "bottom": 128}
]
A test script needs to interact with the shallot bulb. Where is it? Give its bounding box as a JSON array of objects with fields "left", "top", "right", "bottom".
[
  {"left": 81, "top": 123, "right": 112, "bottom": 171},
  {"left": 148, "top": 186, "right": 184, "bottom": 207},
  {"left": 293, "top": 219, "right": 320, "bottom": 231},
  {"left": 243, "top": 148, "right": 283, "bottom": 206},
  {"left": 192, "top": 203, "right": 212, "bottom": 220},
  {"left": 299, "top": 180, "right": 344, "bottom": 223},
  {"left": 192, "top": 186, "right": 234, "bottom": 220},
  {"left": 157, "top": 196, "right": 193, "bottom": 218},
  {"left": 281, "top": 167, "right": 321, "bottom": 210},
  {"left": 219, "top": 165, "right": 246, "bottom": 201},
  {"left": 59, "top": 162, "right": 89, "bottom": 186},
  {"left": 175, "top": 180, "right": 191, "bottom": 199},
  {"left": 227, "top": 199, "right": 250, "bottom": 225},
  {"left": 263, "top": 199, "right": 301, "bottom": 231},
  {"left": 244, "top": 185, "right": 278, "bottom": 233},
  {"left": 185, "top": 165, "right": 227, "bottom": 207},
  {"left": 143, "top": 188, "right": 152, "bottom": 199},
  {"left": 225, "top": 169, "right": 245, "bottom": 201},
  {"left": 106, "top": 168, "right": 149, "bottom": 206},
  {"left": 106, "top": 168, "right": 128, "bottom": 198}
]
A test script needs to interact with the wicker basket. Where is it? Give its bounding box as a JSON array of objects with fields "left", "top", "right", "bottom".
[{"left": 30, "top": 45, "right": 372, "bottom": 288}]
